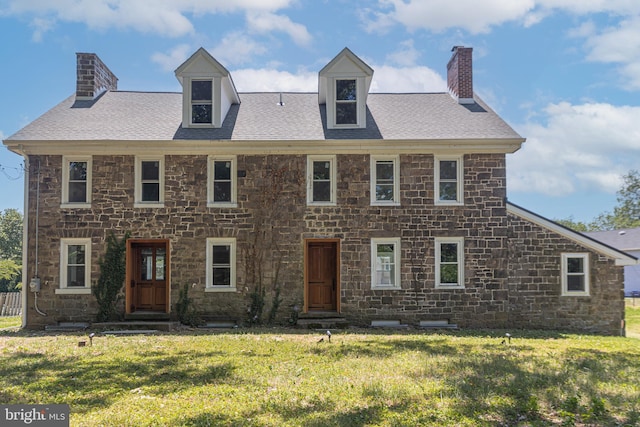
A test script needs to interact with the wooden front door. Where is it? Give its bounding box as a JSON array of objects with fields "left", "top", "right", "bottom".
[
  {"left": 127, "top": 240, "right": 169, "bottom": 313},
  {"left": 306, "top": 240, "right": 339, "bottom": 311}
]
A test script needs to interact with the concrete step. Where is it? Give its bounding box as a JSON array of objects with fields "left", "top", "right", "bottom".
[
  {"left": 45, "top": 322, "right": 90, "bottom": 332},
  {"left": 92, "top": 321, "right": 178, "bottom": 332},
  {"left": 199, "top": 321, "right": 238, "bottom": 329},
  {"left": 297, "top": 317, "right": 348, "bottom": 329},
  {"left": 371, "top": 320, "right": 409, "bottom": 329},
  {"left": 124, "top": 312, "right": 170, "bottom": 321},
  {"left": 419, "top": 320, "right": 458, "bottom": 329}
]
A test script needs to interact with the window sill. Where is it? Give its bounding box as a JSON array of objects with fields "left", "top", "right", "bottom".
[
  {"left": 435, "top": 285, "right": 465, "bottom": 290},
  {"left": 61, "top": 203, "right": 91, "bottom": 209},
  {"left": 205, "top": 287, "right": 237, "bottom": 293},
  {"left": 207, "top": 202, "right": 238, "bottom": 208},
  {"left": 561, "top": 292, "right": 590, "bottom": 297},
  {"left": 371, "top": 201, "right": 401, "bottom": 207},
  {"left": 371, "top": 285, "right": 401, "bottom": 291},
  {"left": 134, "top": 202, "right": 165, "bottom": 209},
  {"left": 434, "top": 201, "right": 464, "bottom": 207},
  {"left": 307, "top": 202, "right": 337, "bottom": 207},
  {"left": 55, "top": 288, "right": 92, "bottom": 295}
]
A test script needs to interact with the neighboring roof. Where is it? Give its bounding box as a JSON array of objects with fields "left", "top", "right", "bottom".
[
  {"left": 584, "top": 228, "right": 640, "bottom": 252},
  {"left": 507, "top": 202, "right": 638, "bottom": 266},
  {"left": 5, "top": 90, "right": 523, "bottom": 143}
]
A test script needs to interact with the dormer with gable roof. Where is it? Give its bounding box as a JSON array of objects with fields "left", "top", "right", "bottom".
[
  {"left": 175, "top": 47, "right": 240, "bottom": 128},
  {"left": 318, "top": 48, "right": 373, "bottom": 129}
]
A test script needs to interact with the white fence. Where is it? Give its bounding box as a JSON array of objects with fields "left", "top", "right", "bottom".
[{"left": 0, "top": 292, "right": 21, "bottom": 316}]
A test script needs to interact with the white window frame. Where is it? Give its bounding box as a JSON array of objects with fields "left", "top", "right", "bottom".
[
  {"left": 61, "top": 156, "right": 92, "bottom": 208},
  {"left": 205, "top": 238, "right": 237, "bottom": 292},
  {"left": 371, "top": 237, "right": 401, "bottom": 290},
  {"left": 561, "top": 253, "right": 590, "bottom": 296},
  {"left": 56, "top": 238, "right": 92, "bottom": 295},
  {"left": 370, "top": 155, "right": 400, "bottom": 206},
  {"left": 190, "top": 78, "right": 214, "bottom": 126},
  {"left": 435, "top": 156, "right": 464, "bottom": 206},
  {"left": 307, "top": 155, "right": 337, "bottom": 206},
  {"left": 435, "top": 237, "right": 465, "bottom": 289},
  {"left": 134, "top": 156, "right": 165, "bottom": 208},
  {"left": 334, "top": 78, "right": 359, "bottom": 127},
  {"left": 207, "top": 156, "right": 237, "bottom": 208}
]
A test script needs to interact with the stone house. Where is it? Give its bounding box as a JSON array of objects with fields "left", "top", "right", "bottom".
[{"left": 4, "top": 46, "right": 636, "bottom": 334}]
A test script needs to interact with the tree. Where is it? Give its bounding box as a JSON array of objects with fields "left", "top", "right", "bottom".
[
  {"left": 554, "top": 217, "right": 591, "bottom": 232},
  {"left": 589, "top": 170, "right": 640, "bottom": 231},
  {"left": 0, "top": 209, "right": 23, "bottom": 292},
  {"left": 0, "top": 209, "right": 23, "bottom": 262},
  {"left": 93, "top": 231, "right": 129, "bottom": 322}
]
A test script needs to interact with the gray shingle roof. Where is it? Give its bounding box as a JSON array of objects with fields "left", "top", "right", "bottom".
[{"left": 7, "top": 91, "right": 522, "bottom": 142}]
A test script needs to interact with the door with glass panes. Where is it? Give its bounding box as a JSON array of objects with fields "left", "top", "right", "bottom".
[{"left": 128, "top": 241, "right": 169, "bottom": 312}]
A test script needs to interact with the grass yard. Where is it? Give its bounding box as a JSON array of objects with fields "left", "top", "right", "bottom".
[
  {"left": 627, "top": 302, "right": 640, "bottom": 338},
  {"left": 1, "top": 326, "right": 640, "bottom": 427},
  {"left": 0, "top": 315, "right": 20, "bottom": 329}
]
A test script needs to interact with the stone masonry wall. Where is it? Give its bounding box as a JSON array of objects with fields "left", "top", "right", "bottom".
[
  {"left": 507, "top": 213, "right": 625, "bottom": 335},
  {"left": 24, "top": 152, "right": 511, "bottom": 328}
]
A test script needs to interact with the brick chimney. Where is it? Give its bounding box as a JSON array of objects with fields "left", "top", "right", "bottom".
[
  {"left": 76, "top": 53, "right": 118, "bottom": 100},
  {"left": 446, "top": 46, "right": 473, "bottom": 104}
]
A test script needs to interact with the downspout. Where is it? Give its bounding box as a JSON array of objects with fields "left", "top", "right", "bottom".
[{"left": 19, "top": 152, "right": 28, "bottom": 328}]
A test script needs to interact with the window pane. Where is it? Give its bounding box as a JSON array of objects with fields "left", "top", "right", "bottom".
[
  {"left": 141, "top": 248, "right": 153, "bottom": 281},
  {"left": 68, "top": 182, "right": 87, "bottom": 203},
  {"left": 440, "top": 160, "right": 457, "bottom": 180},
  {"left": 313, "top": 161, "right": 331, "bottom": 180},
  {"left": 213, "top": 267, "right": 231, "bottom": 286},
  {"left": 212, "top": 245, "right": 231, "bottom": 265},
  {"left": 192, "top": 104, "right": 212, "bottom": 124},
  {"left": 313, "top": 182, "right": 331, "bottom": 202},
  {"left": 192, "top": 80, "right": 212, "bottom": 101},
  {"left": 67, "top": 245, "right": 85, "bottom": 264},
  {"left": 567, "top": 275, "right": 585, "bottom": 291},
  {"left": 141, "top": 161, "right": 159, "bottom": 181},
  {"left": 440, "top": 264, "right": 458, "bottom": 284},
  {"left": 567, "top": 257, "right": 584, "bottom": 274},
  {"left": 440, "top": 243, "right": 458, "bottom": 262},
  {"left": 336, "top": 103, "right": 357, "bottom": 124},
  {"left": 439, "top": 182, "right": 458, "bottom": 201},
  {"left": 375, "top": 244, "right": 395, "bottom": 286},
  {"left": 67, "top": 266, "right": 85, "bottom": 287},
  {"left": 156, "top": 248, "right": 166, "bottom": 281},
  {"left": 376, "top": 184, "right": 394, "bottom": 201},
  {"left": 336, "top": 80, "right": 357, "bottom": 100},
  {"left": 214, "top": 161, "right": 231, "bottom": 180},
  {"left": 214, "top": 182, "right": 232, "bottom": 202},
  {"left": 376, "top": 162, "right": 394, "bottom": 180},
  {"left": 69, "top": 162, "right": 87, "bottom": 181},
  {"left": 142, "top": 183, "right": 160, "bottom": 202}
]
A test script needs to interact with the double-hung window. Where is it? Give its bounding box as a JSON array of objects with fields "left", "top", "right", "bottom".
[
  {"left": 435, "top": 237, "right": 464, "bottom": 289},
  {"left": 191, "top": 79, "right": 213, "bottom": 125},
  {"left": 371, "top": 155, "right": 399, "bottom": 205},
  {"left": 62, "top": 156, "right": 91, "bottom": 208},
  {"left": 208, "top": 156, "right": 237, "bottom": 207},
  {"left": 307, "top": 155, "right": 336, "bottom": 205},
  {"left": 435, "top": 156, "right": 463, "bottom": 205},
  {"left": 371, "top": 238, "right": 401, "bottom": 289},
  {"left": 57, "top": 238, "right": 91, "bottom": 294},
  {"left": 335, "top": 79, "right": 357, "bottom": 125},
  {"left": 561, "top": 253, "right": 590, "bottom": 296},
  {"left": 135, "top": 156, "right": 164, "bottom": 207},
  {"left": 206, "top": 238, "right": 236, "bottom": 292}
]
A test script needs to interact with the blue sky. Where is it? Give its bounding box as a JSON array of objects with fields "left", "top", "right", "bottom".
[{"left": 2, "top": 0, "right": 640, "bottom": 223}]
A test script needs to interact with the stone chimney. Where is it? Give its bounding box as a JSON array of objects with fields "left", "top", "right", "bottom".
[
  {"left": 76, "top": 53, "right": 118, "bottom": 100},
  {"left": 446, "top": 46, "right": 473, "bottom": 104}
]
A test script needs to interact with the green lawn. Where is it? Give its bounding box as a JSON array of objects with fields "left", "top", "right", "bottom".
[
  {"left": 1, "top": 326, "right": 640, "bottom": 426},
  {"left": 627, "top": 302, "right": 640, "bottom": 338},
  {"left": 0, "top": 316, "right": 20, "bottom": 329}
]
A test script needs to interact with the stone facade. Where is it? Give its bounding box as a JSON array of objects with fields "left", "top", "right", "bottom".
[
  {"left": 507, "top": 212, "right": 625, "bottom": 335},
  {"left": 24, "top": 152, "right": 518, "bottom": 329}
]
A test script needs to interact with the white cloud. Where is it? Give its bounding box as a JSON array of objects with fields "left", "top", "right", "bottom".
[
  {"left": 151, "top": 44, "right": 193, "bottom": 72},
  {"left": 508, "top": 102, "right": 640, "bottom": 196},
  {"left": 1, "top": 0, "right": 299, "bottom": 39},
  {"left": 246, "top": 11, "right": 312, "bottom": 46},
  {"left": 370, "top": 65, "right": 447, "bottom": 93},
  {"left": 232, "top": 68, "right": 316, "bottom": 92},
  {"left": 210, "top": 32, "right": 269, "bottom": 66},
  {"left": 364, "top": 0, "right": 536, "bottom": 34},
  {"left": 385, "top": 39, "right": 421, "bottom": 67}
]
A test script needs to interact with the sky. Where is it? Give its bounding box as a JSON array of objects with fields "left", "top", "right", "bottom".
[{"left": 1, "top": 0, "right": 640, "bottom": 223}]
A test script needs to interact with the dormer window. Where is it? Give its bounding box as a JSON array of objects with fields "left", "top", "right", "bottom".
[
  {"left": 318, "top": 48, "right": 373, "bottom": 130},
  {"left": 336, "top": 79, "right": 357, "bottom": 125},
  {"left": 191, "top": 80, "right": 213, "bottom": 124},
  {"left": 175, "top": 47, "right": 240, "bottom": 129}
]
